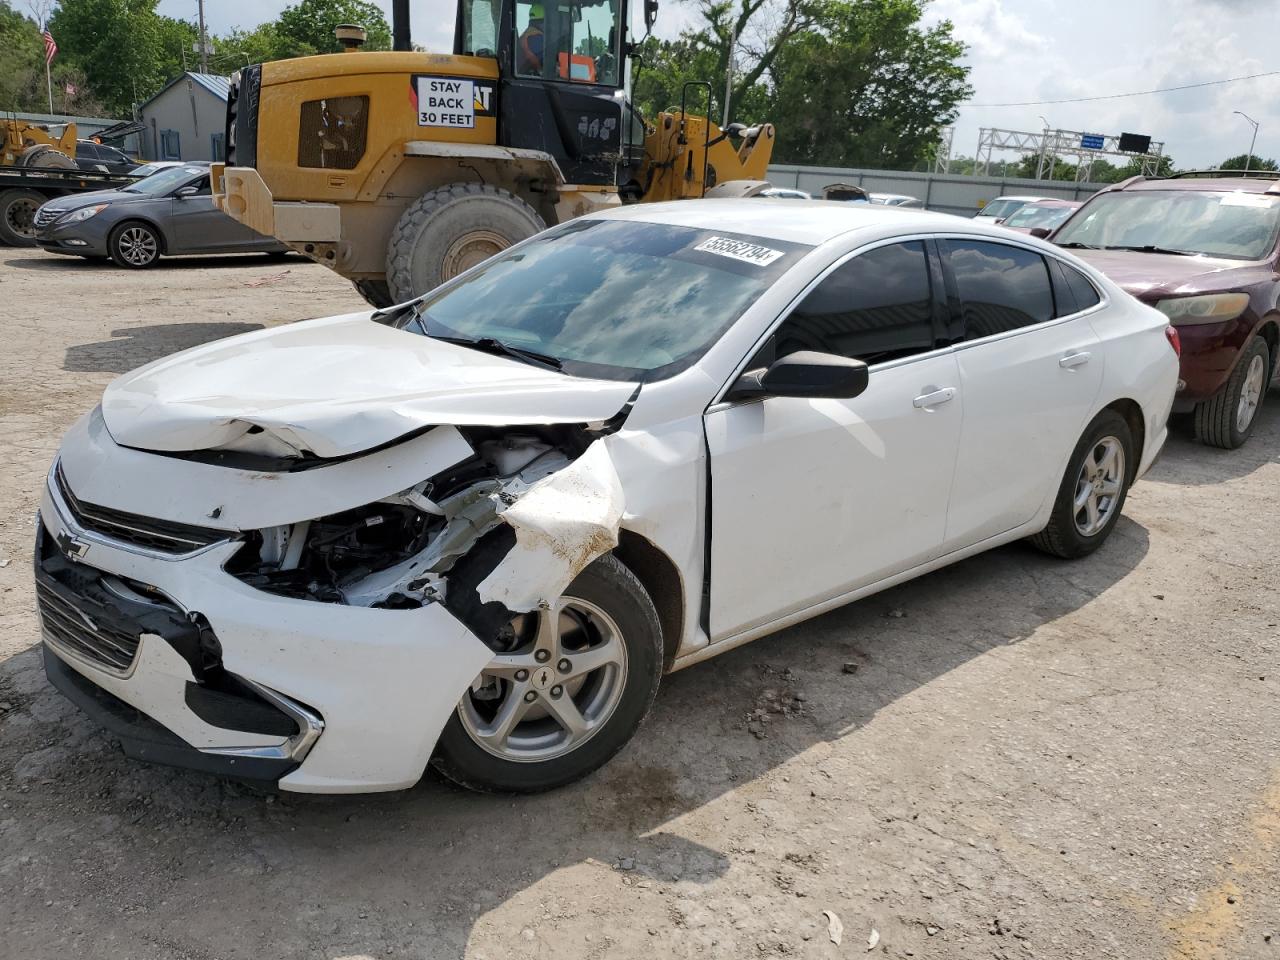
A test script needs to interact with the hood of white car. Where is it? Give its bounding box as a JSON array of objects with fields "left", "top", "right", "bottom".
[{"left": 100, "top": 312, "right": 637, "bottom": 458}]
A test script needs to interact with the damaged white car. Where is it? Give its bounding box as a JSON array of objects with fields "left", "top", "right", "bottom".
[{"left": 37, "top": 201, "right": 1180, "bottom": 794}]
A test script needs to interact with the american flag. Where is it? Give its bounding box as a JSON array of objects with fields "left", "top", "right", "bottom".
[
  {"left": 64, "top": 81, "right": 77, "bottom": 96},
  {"left": 43, "top": 29, "right": 57, "bottom": 65}
]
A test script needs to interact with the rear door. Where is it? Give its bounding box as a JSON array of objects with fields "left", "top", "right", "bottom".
[
  {"left": 705, "top": 239, "right": 964, "bottom": 640},
  {"left": 938, "top": 238, "right": 1104, "bottom": 549}
]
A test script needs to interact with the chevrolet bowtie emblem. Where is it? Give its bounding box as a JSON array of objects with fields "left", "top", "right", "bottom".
[{"left": 55, "top": 529, "right": 91, "bottom": 561}]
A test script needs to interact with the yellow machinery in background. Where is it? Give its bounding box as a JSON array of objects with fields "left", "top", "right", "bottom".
[
  {"left": 1, "top": 118, "right": 77, "bottom": 169},
  {"left": 213, "top": 1, "right": 775, "bottom": 306}
]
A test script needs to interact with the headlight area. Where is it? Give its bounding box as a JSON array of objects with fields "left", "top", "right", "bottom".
[
  {"left": 58, "top": 203, "right": 109, "bottom": 224},
  {"left": 224, "top": 430, "right": 582, "bottom": 619}
]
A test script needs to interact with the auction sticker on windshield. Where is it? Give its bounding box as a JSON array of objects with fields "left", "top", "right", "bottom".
[
  {"left": 414, "top": 76, "right": 496, "bottom": 128},
  {"left": 695, "top": 236, "right": 786, "bottom": 266}
]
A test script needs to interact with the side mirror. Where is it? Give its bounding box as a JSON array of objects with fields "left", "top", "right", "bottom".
[
  {"left": 1029, "top": 227, "right": 1052, "bottom": 239},
  {"left": 728, "top": 350, "right": 869, "bottom": 402},
  {"left": 644, "top": 0, "right": 659, "bottom": 32},
  {"left": 175, "top": 185, "right": 199, "bottom": 198}
]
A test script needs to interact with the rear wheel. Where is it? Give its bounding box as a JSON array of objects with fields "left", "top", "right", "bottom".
[
  {"left": 108, "top": 221, "right": 160, "bottom": 268},
  {"left": 433, "top": 553, "right": 662, "bottom": 793},
  {"left": 1031, "top": 409, "right": 1134, "bottom": 559},
  {"left": 385, "top": 183, "right": 546, "bottom": 302},
  {"left": 352, "top": 277, "right": 394, "bottom": 309},
  {"left": 19, "top": 146, "right": 76, "bottom": 170},
  {"left": 1194, "top": 335, "right": 1271, "bottom": 449},
  {"left": 0, "top": 188, "right": 45, "bottom": 246}
]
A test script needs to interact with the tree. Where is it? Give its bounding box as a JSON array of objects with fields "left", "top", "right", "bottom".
[
  {"left": 1216, "top": 153, "right": 1279, "bottom": 172},
  {"left": 768, "top": 0, "right": 971, "bottom": 168},
  {"left": 47, "top": 0, "right": 194, "bottom": 115},
  {"left": 276, "top": 0, "right": 391, "bottom": 55}
]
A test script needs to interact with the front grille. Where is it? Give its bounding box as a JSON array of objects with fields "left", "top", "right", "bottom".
[
  {"left": 55, "top": 464, "right": 231, "bottom": 555},
  {"left": 34, "top": 208, "right": 61, "bottom": 228},
  {"left": 37, "top": 579, "right": 140, "bottom": 674}
]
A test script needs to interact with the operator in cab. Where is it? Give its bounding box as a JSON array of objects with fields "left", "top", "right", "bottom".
[{"left": 518, "top": 3, "right": 545, "bottom": 74}]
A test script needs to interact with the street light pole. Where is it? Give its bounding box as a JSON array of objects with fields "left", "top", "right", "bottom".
[{"left": 1233, "top": 110, "right": 1260, "bottom": 173}]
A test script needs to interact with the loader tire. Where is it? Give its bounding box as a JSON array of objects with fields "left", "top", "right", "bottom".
[
  {"left": 385, "top": 183, "right": 546, "bottom": 302},
  {"left": 20, "top": 146, "right": 76, "bottom": 170},
  {"left": 0, "top": 188, "right": 45, "bottom": 246},
  {"left": 353, "top": 278, "right": 394, "bottom": 309}
]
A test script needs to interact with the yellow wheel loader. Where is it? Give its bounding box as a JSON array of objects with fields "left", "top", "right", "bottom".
[
  {"left": 1, "top": 118, "right": 78, "bottom": 170},
  {"left": 212, "top": 0, "right": 775, "bottom": 306}
]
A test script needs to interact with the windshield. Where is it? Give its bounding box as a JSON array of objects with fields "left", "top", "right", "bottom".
[
  {"left": 1005, "top": 204, "right": 1074, "bottom": 229},
  {"left": 979, "top": 198, "right": 1029, "bottom": 220},
  {"left": 1055, "top": 190, "right": 1280, "bottom": 260},
  {"left": 123, "top": 165, "right": 204, "bottom": 195},
  {"left": 513, "top": 0, "right": 620, "bottom": 86},
  {"left": 403, "top": 219, "right": 808, "bottom": 382}
]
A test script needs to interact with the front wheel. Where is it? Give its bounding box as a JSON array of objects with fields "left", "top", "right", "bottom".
[
  {"left": 1031, "top": 409, "right": 1134, "bottom": 559},
  {"left": 385, "top": 183, "right": 546, "bottom": 302},
  {"left": 1194, "top": 335, "right": 1271, "bottom": 449},
  {"left": 108, "top": 221, "right": 161, "bottom": 268},
  {"left": 433, "top": 553, "right": 662, "bottom": 793},
  {"left": 0, "top": 188, "right": 45, "bottom": 246}
]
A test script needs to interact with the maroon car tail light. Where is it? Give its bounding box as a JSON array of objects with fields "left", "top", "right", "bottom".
[{"left": 1165, "top": 325, "right": 1181, "bottom": 357}]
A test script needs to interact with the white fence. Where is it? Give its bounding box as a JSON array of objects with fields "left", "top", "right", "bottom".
[{"left": 766, "top": 164, "right": 1110, "bottom": 216}]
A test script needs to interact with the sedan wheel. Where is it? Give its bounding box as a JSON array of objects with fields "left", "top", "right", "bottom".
[
  {"left": 1236, "top": 352, "right": 1267, "bottom": 435},
  {"left": 457, "top": 598, "right": 628, "bottom": 762},
  {"left": 1194, "top": 336, "right": 1272, "bottom": 450},
  {"left": 434, "top": 553, "right": 663, "bottom": 793},
  {"left": 109, "top": 222, "right": 160, "bottom": 268},
  {"left": 1071, "top": 437, "right": 1125, "bottom": 537},
  {"left": 1032, "top": 409, "right": 1134, "bottom": 559}
]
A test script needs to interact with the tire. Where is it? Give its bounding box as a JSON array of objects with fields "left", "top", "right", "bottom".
[
  {"left": 20, "top": 146, "right": 76, "bottom": 170},
  {"left": 0, "top": 188, "right": 45, "bottom": 247},
  {"left": 1031, "top": 409, "right": 1135, "bottom": 560},
  {"left": 385, "top": 183, "right": 546, "bottom": 302},
  {"left": 108, "top": 221, "right": 161, "bottom": 268},
  {"left": 1193, "top": 335, "right": 1271, "bottom": 450},
  {"left": 433, "top": 553, "right": 663, "bottom": 793},
  {"left": 353, "top": 277, "right": 394, "bottom": 309}
]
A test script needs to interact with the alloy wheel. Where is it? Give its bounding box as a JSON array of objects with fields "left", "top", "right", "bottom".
[
  {"left": 458, "top": 598, "right": 628, "bottom": 762},
  {"left": 117, "top": 226, "right": 158, "bottom": 266},
  {"left": 1236, "top": 352, "right": 1267, "bottom": 435},
  {"left": 1072, "top": 436, "right": 1126, "bottom": 537}
]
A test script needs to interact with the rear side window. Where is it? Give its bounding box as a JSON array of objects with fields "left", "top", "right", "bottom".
[
  {"left": 942, "top": 239, "right": 1054, "bottom": 340},
  {"left": 1062, "top": 262, "right": 1101, "bottom": 311},
  {"left": 298, "top": 96, "right": 369, "bottom": 169},
  {"left": 770, "top": 241, "right": 937, "bottom": 366},
  {"left": 76, "top": 142, "right": 98, "bottom": 159}
]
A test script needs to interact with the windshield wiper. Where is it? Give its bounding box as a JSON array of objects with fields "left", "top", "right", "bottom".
[
  {"left": 1104, "top": 245, "right": 1196, "bottom": 256},
  {"left": 430, "top": 333, "right": 563, "bottom": 371},
  {"left": 1056, "top": 241, "right": 1098, "bottom": 250}
]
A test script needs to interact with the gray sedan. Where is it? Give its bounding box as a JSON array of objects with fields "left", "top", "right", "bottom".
[{"left": 33, "top": 164, "right": 286, "bottom": 268}]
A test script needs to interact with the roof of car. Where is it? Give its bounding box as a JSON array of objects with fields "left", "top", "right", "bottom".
[
  {"left": 587, "top": 198, "right": 971, "bottom": 245},
  {"left": 1123, "top": 175, "right": 1280, "bottom": 194}
]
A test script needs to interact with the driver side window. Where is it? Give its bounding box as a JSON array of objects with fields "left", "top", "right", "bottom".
[{"left": 759, "top": 241, "right": 941, "bottom": 368}]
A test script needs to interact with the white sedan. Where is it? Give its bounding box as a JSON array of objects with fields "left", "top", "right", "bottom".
[{"left": 37, "top": 201, "right": 1179, "bottom": 794}]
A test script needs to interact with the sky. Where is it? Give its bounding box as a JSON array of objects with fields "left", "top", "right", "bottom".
[{"left": 159, "top": 0, "right": 1279, "bottom": 168}]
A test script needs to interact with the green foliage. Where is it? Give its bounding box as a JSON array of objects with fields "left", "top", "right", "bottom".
[
  {"left": 769, "top": 0, "right": 971, "bottom": 168},
  {"left": 1216, "top": 153, "right": 1279, "bottom": 172},
  {"left": 276, "top": 0, "right": 392, "bottom": 55}
]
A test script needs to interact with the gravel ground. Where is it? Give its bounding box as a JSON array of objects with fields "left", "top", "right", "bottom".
[{"left": 1, "top": 246, "right": 1278, "bottom": 960}]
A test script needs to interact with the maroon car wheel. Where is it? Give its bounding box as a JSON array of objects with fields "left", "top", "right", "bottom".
[{"left": 1194, "top": 336, "right": 1271, "bottom": 450}]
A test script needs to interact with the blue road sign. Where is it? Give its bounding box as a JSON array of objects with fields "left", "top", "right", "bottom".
[{"left": 1081, "top": 134, "right": 1106, "bottom": 150}]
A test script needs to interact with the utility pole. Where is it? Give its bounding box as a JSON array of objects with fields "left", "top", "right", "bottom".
[
  {"left": 722, "top": 22, "right": 736, "bottom": 128},
  {"left": 1233, "top": 110, "right": 1260, "bottom": 173},
  {"left": 197, "top": 0, "right": 209, "bottom": 73}
]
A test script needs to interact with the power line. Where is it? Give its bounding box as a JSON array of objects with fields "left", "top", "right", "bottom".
[{"left": 965, "top": 69, "right": 1280, "bottom": 108}]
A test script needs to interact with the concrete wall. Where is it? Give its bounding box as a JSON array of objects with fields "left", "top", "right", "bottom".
[
  {"left": 138, "top": 80, "right": 226, "bottom": 162},
  {"left": 767, "top": 164, "right": 1111, "bottom": 217}
]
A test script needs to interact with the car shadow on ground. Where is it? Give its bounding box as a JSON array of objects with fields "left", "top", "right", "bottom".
[
  {"left": 0, "top": 501, "right": 1151, "bottom": 956},
  {"left": 1150, "top": 396, "right": 1280, "bottom": 486},
  {"left": 4, "top": 253, "right": 292, "bottom": 272},
  {"left": 63, "top": 323, "right": 265, "bottom": 373}
]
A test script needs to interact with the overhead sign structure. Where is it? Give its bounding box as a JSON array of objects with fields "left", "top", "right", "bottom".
[{"left": 1080, "top": 134, "right": 1105, "bottom": 150}]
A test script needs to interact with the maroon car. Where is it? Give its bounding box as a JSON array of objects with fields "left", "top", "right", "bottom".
[{"left": 1051, "top": 173, "right": 1280, "bottom": 448}]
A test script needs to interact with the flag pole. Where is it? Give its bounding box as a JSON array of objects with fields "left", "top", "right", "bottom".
[{"left": 44, "top": 42, "right": 53, "bottom": 113}]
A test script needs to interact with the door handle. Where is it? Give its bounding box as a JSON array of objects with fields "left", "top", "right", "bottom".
[
  {"left": 1059, "top": 351, "right": 1092, "bottom": 369},
  {"left": 912, "top": 387, "right": 956, "bottom": 409}
]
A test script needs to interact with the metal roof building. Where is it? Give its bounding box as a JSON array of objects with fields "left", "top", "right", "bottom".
[{"left": 136, "top": 72, "right": 231, "bottom": 162}]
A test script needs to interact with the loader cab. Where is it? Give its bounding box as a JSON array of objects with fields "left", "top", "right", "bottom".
[{"left": 457, "top": 0, "right": 644, "bottom": 185}]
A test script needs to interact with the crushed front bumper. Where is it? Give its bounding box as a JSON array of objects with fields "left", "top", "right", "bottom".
[{"left": 37, "top": 450, "right": 493, "bottom": 793}]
